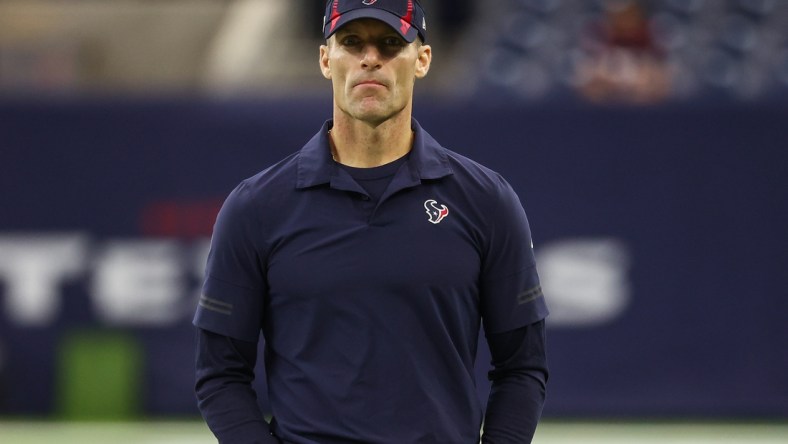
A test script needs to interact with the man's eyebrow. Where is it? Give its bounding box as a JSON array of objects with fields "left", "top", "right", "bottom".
[
  {"left": 336, "top": 24, "right": 361, "bottom": 35},
  {"left": 336, "top": 25, "right": 400, "bottom": 38}
]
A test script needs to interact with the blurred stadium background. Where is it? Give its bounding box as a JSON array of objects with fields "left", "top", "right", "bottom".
[{"left": 1, "top": 0, "right": 787, "bottom": 442}]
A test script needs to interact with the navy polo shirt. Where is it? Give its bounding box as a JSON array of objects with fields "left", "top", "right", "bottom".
[{"left": 194, "top": 119, "right": 548, "bottom": 443}]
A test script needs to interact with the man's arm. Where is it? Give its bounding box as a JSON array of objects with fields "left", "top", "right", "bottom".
[
  {"left": 481, "top": 320, "right": 548, "bottom": 444},
  {"left": 195, "top": 327, "right": 279, "bottom": 444}
]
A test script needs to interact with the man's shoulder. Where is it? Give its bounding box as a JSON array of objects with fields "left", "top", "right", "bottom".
[
  {"left": 440, "top": 147, "right": 510, "bottom": 193},
  {"left": 224, "top": 151, "right": 301, "bottom": 210},
  {"left": 414, "top": 118, "right": 503, "bottom": 187},
  {"left": 237, "top": 151, "right": 300, "bottom": 193}
]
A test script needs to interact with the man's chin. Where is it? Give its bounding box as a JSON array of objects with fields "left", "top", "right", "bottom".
[{"left": 350, "top": 107, "right": 395, "bottom": 126}]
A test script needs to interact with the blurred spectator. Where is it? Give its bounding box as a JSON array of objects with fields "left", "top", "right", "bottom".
[
  {"left": 575, "top": 0, "right": 671, "bottom": 103},
  {"left": 432, "top": 0, "right": 475, "bottom": 42}
]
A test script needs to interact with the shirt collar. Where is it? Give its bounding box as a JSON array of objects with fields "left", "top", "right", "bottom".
[{"left": 296, "top": 118, "right": 453, "bottom": 189}]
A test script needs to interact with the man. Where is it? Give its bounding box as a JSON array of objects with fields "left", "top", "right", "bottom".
[{"left": 194, "top": 1, "right": 549, "bottom": 443}]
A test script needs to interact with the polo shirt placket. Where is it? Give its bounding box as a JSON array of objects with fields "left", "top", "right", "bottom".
[{"left": 300, "top": 120, "right": 452, "bottom": 226}]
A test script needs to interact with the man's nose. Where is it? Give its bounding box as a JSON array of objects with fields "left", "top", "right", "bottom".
[{"left": 360, "top": 44, "right": 383, "bottom": 70}]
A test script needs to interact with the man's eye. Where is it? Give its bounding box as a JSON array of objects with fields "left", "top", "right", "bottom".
[
  {"left": 383, "top": 37, "right": 404, "bottom": 46},
  {"left": 341, "top": 36, "right": 361, "bottom": 46}
]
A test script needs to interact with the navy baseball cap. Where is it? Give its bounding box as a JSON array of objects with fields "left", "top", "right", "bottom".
[{"left": 323, "top": 0, "right": 427, "bottom": 43}]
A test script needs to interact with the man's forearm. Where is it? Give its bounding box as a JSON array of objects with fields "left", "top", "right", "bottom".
[
  {"left": 197, "top": 381, "right": 277, "bottom": 443},
  {"left": 196, "top": 328, "right": 279, "bottom": 444},
  {"left": 482, "top": 321, "right": 548, "bottom": 443},
  {"left": 482, "top": 371, "right": 546, "bottom": 443}
]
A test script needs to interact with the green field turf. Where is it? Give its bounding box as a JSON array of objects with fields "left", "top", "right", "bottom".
[{"left": 1, "top": 420, "right": 786, "bottom": 443}]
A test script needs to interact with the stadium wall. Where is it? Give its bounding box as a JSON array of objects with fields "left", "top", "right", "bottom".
[{"left": 0, "top": 98, "right": 786, "bottom": 419}]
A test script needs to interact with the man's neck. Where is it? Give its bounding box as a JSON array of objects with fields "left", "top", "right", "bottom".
[{"left": 329, "top": 111, "right": 413, "bottom": 168}]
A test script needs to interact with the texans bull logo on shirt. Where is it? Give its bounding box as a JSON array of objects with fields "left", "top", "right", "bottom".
[{"left": 424, "top": 199, "right": 449, "bottom": 224}]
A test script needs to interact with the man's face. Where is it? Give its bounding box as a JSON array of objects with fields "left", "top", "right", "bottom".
[{"left": 320, "top": 19, "right": 431, "bottom": 126}]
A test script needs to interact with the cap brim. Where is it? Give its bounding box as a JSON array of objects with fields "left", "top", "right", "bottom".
[{"left": 324, "top": 9, "right": 419, "bottom": 43}]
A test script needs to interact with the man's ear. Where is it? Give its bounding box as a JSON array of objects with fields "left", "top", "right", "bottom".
[
  {"left": 319, "top": 44, "right": 331, "bottom": 79},
  {"left": 415, "top": 44, "right": 432, "bottom": 79}
]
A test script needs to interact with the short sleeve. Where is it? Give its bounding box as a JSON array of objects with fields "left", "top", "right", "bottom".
[
  {"left": 193, "top": 182, "right": 267, "bottom": 342},
  {"left": 480, "top": 178, "right": 549, "bottom": 335}
]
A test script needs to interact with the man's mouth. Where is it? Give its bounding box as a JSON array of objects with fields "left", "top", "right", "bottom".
[{"left": 355, "top": 80, "right": 386, "bottom": 88}]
